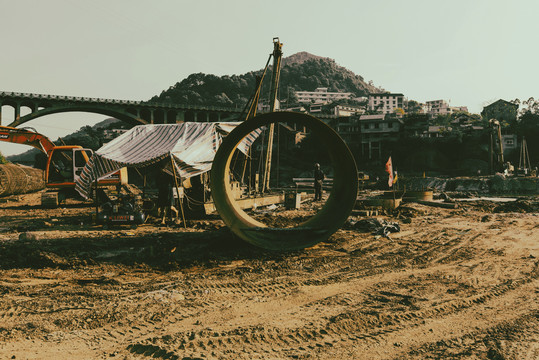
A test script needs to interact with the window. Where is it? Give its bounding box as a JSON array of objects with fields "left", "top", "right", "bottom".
[
  {"left": 374, "top": 123, "right": 379, "bottom": 129},
  {"left": 388, "top": 122, "right": 393, "bottom": 128}
]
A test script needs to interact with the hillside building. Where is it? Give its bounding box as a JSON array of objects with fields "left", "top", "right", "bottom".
[
  {"left": 367, "top": 93, "right": 404, "bottom": 114},
  {"left": 333, "top": 104, "right": 365, "bottom": 117},
  {"left": 359, "top": 114, "right": 403, "bottom": 159},
  {"left": 295, "top": 87, "right": 353, "bottom": 104},
  {"left": 423, "top": 125, "right": 452, "bottom": 138},
  {"left": 309, "top": 103, "right": 323, "bottom": 113},
  {"left": 426, "top": 100, "right": 468, "bottom": 118},
  {"left": 332, "top": 114, "right": 403, "bottom": 160},
  {"left": 481, "top": 99, "right": 519, "bottom": 123}
]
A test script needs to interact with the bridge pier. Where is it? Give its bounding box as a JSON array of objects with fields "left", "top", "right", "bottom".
[
  {"left": 176, "top": 111, "right": 185, "bottom": 123},
  {"left": 14, "top": 103, "right": 20, "bottom": 123},
  {"left": 197, "top": 112, "right": 209, "bottom": 122}
]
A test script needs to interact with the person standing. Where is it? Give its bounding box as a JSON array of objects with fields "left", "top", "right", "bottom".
[
  {"left": 157, "top": 171, "right": 178, "bottom": 225},
  {"left": 313, "top": 163, "right": 325, "bottom": 201}
]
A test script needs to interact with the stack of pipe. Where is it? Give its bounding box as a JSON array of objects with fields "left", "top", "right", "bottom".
[{"left": 0, "top": 163, "right": 45, "bottom": 197}]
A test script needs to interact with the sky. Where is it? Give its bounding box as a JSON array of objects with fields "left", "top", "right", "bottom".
[{"left": 1, "top": 0, "right": 538, "bottom": 156}]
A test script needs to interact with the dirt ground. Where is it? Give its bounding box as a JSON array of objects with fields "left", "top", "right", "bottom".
[{"left": 0, "top": 191, "right": 538, "bottom": 360}]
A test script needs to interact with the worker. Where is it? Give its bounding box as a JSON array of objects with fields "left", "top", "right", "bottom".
[
  {"left": 157, "top": 171, "right": 179, "bottom": 225},
  {"left": 313, "top": 163, "right": 325, "bottom": 201}
]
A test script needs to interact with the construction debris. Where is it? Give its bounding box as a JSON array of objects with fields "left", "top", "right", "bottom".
[{"left": 346, "top": 217, "right": 401, "bottom": 238}]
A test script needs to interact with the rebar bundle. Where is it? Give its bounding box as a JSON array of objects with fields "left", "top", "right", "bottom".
[{"left": 0, "top": 163, "right": 45, "bottom": 197}]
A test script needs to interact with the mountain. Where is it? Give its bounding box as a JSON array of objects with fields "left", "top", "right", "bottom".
[
  {"left": 150, "top": 52, "right": 380, "bottom": 107},
  {"left": 280, "top": 52, "right": 380, "bottom": 95}
]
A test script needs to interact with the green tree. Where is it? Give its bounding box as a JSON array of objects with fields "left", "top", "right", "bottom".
[
  {"left": 516, "top": 110, "right": 539, "bottom": 168},
  {"left": 406, "top": 100, "right": 423, "bottom": 114},
  {"left": 521, "top": 97, "right": 539, "bottom": 115},
  {"left": 432, "top": 114, "right": 452, "bottom": 126},
  {"left": 402, "top": 114, "right": 429, "bottom": 137},
  {"left": 517, "top": 111, "right": 539, "bottom": 135}
]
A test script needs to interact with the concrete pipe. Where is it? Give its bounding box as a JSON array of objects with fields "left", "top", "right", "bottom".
[
  {"left": 210, "top": 112, "right": 358, "bottom": 250},
  {"left": 0, "top": 163, "right": 45, "bottom": 197}
]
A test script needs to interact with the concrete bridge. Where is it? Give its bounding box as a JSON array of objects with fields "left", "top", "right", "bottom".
[{"left": 0, "top": 91, "right": 243, "bottom": 127}]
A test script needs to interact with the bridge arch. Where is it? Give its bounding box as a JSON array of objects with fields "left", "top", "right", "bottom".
[
  {"left": 0, "top": 91, "right": 243, "bottom": 129},
  {"left": 7, "top": 104, "right": 147, "bottom": 128}
]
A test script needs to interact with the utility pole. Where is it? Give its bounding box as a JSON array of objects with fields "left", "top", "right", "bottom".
[{"left": 262, "top": 37, "right": 282, "bottom": 192}]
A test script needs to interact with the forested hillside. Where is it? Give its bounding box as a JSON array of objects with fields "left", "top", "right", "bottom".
[{"left": 150, "top": 52, "right": 380, "bottom": 108}]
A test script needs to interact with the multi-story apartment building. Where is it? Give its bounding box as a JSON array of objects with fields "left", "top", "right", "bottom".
[
  {"left": 358, "top": 114, "right": 403, "bottom": 159},
  {"left": 331, "top": 113, "right": 404, "bottom": 159},
  {"left": 295, "top": 87, "right": 353, "bottom": 104},
  {"left": 367, "top": 93, "right": 404, "bottom": 114}
]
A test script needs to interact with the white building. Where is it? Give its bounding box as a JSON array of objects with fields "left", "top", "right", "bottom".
[
  {"left": 367, "top": 93, "right": 404, "bottom": 114},
  {"left": 334, "top": 104, "right": 365, "bottom": 117},
  {"left": 295, "top": 87, "right": 353, "bottom": 104},
  {"left": 426, "top": 100, "right": 468, "bottom": 118}
]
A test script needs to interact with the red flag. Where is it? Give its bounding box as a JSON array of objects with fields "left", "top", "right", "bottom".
[{"left": 385, "top": 156, "right": 393, "bottom": 187}]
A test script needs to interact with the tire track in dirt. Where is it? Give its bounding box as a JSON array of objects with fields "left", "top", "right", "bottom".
[
  {"left": 404, "top": 311, "right": 539, "bottom": 360},
  {"left": 122, "top": 260, "right": 539, "bottom": 360},
  {"left": 107, "top": 229, "right": 488, "bottom": 351},
  {"left": 326, "top": 276, "right": 536, "bottom": 341},
  {"left": 45, "top": 275, "right": 307, "bottom": 351},
  {"left": 0, "top": 223, "right": 478, "bottom": 325}
]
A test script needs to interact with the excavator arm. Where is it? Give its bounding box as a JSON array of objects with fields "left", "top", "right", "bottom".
[
  {"left": 0, "top": 125, "right": 56, "bottom": 154},
  {"left": 0, "top": 124, "right": 125, "bottom": 208}
]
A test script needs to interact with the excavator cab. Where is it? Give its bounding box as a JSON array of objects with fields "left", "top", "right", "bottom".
[{"left": 46, "top": 146, "right": 91, "bottom": 187}]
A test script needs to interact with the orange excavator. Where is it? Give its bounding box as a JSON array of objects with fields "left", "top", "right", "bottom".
[{"left": 0, "top": 125, "right": 125, "bottom": 207}]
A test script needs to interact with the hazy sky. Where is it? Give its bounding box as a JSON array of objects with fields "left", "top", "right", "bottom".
[{"left": 1, "top": 0, "right": 538, "bottom": 156}]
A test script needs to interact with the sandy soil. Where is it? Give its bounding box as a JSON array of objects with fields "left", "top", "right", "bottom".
[{"left": 0, "top": 191, "right": 538, "bottom": 359}]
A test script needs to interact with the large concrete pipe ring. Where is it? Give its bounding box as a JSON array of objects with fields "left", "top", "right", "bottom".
[{"left": 210, "top": 111, "right": 358, "bottom": 250}]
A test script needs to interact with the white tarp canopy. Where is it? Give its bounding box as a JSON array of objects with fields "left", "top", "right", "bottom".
[{"left": 75, "top": 122, "right": 258, "bottom": 198}]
